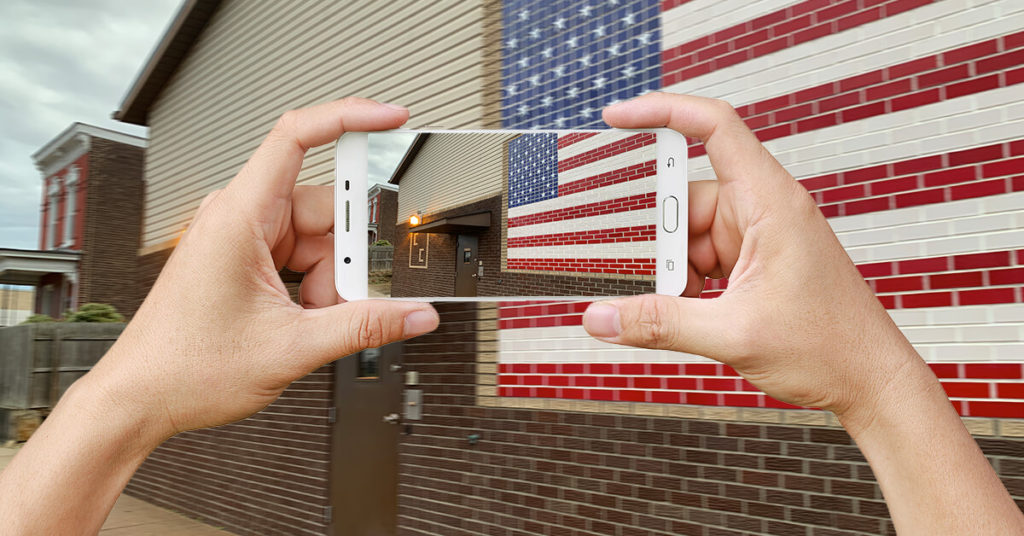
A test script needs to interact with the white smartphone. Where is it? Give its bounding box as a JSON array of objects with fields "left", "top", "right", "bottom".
[{"left": 334, "top": 129, "right": 687, "bottom": 301}]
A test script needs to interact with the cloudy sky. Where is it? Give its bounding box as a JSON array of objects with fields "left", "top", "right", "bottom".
[{"left": 0, "top": 0, "right": 181, "bottom": 249}]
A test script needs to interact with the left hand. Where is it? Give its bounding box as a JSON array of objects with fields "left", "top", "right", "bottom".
[{"left": 84, "top": 97, "right": 439, "bottom": 441}]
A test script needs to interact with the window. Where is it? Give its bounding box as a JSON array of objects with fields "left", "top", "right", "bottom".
[
  {"left": 46, "top": 178, "right": 59, "bottom": 249},
  {"left": 63, "top": 166, "right": 78, "bottom": 248}
]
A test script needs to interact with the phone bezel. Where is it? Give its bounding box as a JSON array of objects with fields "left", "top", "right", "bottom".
[{"left": 335, "top": 128, "right": 686, "bottom": 301}]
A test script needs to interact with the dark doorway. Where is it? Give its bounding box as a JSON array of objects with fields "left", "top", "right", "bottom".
[
  {"left": 454, "top": 234, "right": 479, "bottom": 297},
  {"left": 330, "top": 343, "right": 404, "bottom": 535}
]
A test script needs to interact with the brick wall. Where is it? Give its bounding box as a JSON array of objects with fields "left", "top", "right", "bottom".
[
  {"left": 79, "top": 138, "right": 145, "bottom": 317},
  {"left": 379, "top": 188, "right": 398, "bottom": 245},
  {"left": 397, "top": 303, "right": 1024, "bottom": 536}
]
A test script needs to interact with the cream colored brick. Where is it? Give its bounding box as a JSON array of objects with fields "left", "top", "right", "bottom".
[
  {"left": 701, "top": 407, "right": 740, "bottom": 421},
  {"left": 477, "top": 385, "right": 497, "bottom": 397},
  {"left": 998, "top": 420, "right": 1024, "bottom": 437},
  {"left": 575, "top": 401, "right": 608, "bottom": 414},
  {"left": 477, "top": 341, "right": 497, "bottom": 353},
  {"left": 962, "top": 418, "right": 996, "bottom": 436},
  {"left": 478, "top": 396, "right": 499, "bottom": 407},
  {"left": 475, "top": 330, "right": 498, "bottom": 342},
  {"left": 665, "top": 405, "right": 702, "bottom": 419},
  {"left": 476, "top": 307, "right": 498, "bottom": 320},
  {"left": 738, "top": 409, "right": 783, "bottom": 424},
  {"left": 547, "top": 399, "right": 577, "bottom": 412},
  {"left": 478, "top": 375, "right": 496, "bottom": 386},
  {"left": 602, "top": 402, "right": 633, "bottom": 415},
  {"left": 519, "top": 399, "right": 546, "bottom": 409},
  {"left": 476, "top": 352, "right": 497, "bottom": 363},
  {"left": 477, "top": 363, "right": 497, "bottom": 375},
  {"left": 783, "top": 411, "right": 829, "bottom": 426},
  {"left": 633, "top": 403, "right": 667, "bottom": 417},
  {"left": 476, "top": 320, "right": 497, "bottom": 332}
]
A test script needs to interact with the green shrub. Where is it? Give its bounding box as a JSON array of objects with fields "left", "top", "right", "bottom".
[
  {"left": 21, "top": 314, "right": 56, "bottom": 324},
  {"left": 64, "top": 303, "right": 124, "bottom": 323},
  {"left": 372, "top": 239, "right": 392, "bottom": 246}
]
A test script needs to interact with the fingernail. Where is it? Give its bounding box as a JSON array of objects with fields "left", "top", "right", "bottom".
[
  {"left": 403, "top": 309, "right": 437, "bottom": 336},
  {"left": 584, "top": 303, "right": 621, "bottom": 338},
  {"left": 382, "top": 102, "right": 407, "bottom": 111}
]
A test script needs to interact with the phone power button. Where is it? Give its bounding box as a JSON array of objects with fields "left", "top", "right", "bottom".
[{"left": 663, "top": 196, "right": 679, "bottom": 232}]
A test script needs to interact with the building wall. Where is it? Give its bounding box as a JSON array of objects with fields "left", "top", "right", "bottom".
[
  {"left": 38, "top": 153, "right": 88, "bottom": 251},
  {"left": 0, "top": 288, "right": 34, "bottom": 326},
  {"left": 139, "top": 0, "right": 502, "bottom": 255},
  {"left": 378, "top": 188, "right": 399, "bottom": 245}
]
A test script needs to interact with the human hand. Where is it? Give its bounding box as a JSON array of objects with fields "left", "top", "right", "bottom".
[
  {"left": 582, "top": 93, "right": 927, "bottom": 427},
  {"left": 85, "top": 98, "right": 439, "bottom": 441}
]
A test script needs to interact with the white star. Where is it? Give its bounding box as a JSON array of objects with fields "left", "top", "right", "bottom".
[
  {"left": 542, "top": 96, "right": 554, "bottom": 107},
  {"left": 592, "top": 76, "right": 606, "bottom": 88},
  {"left": 622, "top": 12, "right": 635, "bottom": 25},
  {"left": 606, "top": 43, "right": 622, "bottom": 56},
  {"left": 567, "top": 36, "right": 578, "bottom": 48},
  {"left": 580, "top": 106, "right": 594, "bottom": 117},
  {"left": 554, "top": 116, "right": 567, "bottom": 127},
  {"left": 592, "top": 25, "right": 606, "bottom": 37},
  {"left": 636, "top": 32, "right": 652, "bottom": 45},
  {"left": 542, "top": 47, "right": 553, "bottom": 58},
  {"left": 517, "top": 57, "right": 530, "bottom": 69},
  {"left": 607, "top": 98, "right": 622, "bottom": 106},
  {"left": 608, "top": 0, "right": 619, "bottom": 4},
  {"left": 518, "top": 104, "right": 529, "bottom": 116},
  {"left": 506, "top": 84, "right": 518, "bottom": 96},
  {"left": 519, "top": 9, "right": 529, "bottom": 21},
  {"left": 507, "top": 38, "right": 518, "bottom": 49},
  {"left": 553, "top": 17, "right": 566, "bottom": 29},
  {"left": 621, "top": 65, "right": 637, "bottom": 77},
  {"left": 579, "top": 54, "right": 591, "bottom": 67},
  {"left": 567, "top": 86, "right": 580, "bottom": 98},
  {"left": 552, "top": 64, "right": 566, "bottom": 77},
  {"left": 528, "top": 74, "right": 541, "bottom": 87},
  {"left": 579, "top": 5, "right": 592, "bottom": 17},
  {"left": 530, "top": 27, "right": 541, "bottom": 40}
]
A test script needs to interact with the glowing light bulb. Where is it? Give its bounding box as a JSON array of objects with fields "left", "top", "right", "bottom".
[{"left": 410, "top": 215, "right": 420, "bottom": 226}]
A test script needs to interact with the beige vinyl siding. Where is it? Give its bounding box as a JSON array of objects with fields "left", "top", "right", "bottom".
[
  {"left": 396, "top": 132, "right": 514, "bottom": 223},
  {"left": 142, "top": 0, "right": 497, "bottom": 251}
]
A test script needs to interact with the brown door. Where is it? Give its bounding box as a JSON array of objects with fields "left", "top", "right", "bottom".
[
  {"left": 454, "top": 234, "right": 479, "bottom": 297},
  {"left": 330, "top": 343, "right": 403, "bottom": 535}
]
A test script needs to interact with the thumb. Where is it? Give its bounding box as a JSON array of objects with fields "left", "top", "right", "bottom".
[
  {"left": 583, "top": 294, "right": 740, "bottom": 362},
  {"left": 288, "top": 300, "right": 439, "bottom": 373}
]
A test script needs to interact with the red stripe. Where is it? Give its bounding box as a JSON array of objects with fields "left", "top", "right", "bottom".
[
  {"left": 685, "top": 31, "right": 1024, "bottom": 159},
  {"left": 799, "top": 138, "right": 1024, "bottom": 217},
  {"left": 507, "top": 192, "right": 656, "bottom": 228},
  {"left": 558, "top": 133, "right": 655, "bottom": 172},
  {"left": 557, "top": 132, "right": 599, "bottom": 149},
  {"left": 660, "top": 0, "right": 694, "bottom": 10},
  {"left": 558, "top": 160, "right": 656, "bottom": 197},
  {"left": 505, "top": 258, "right": 655, "bottom": 277},
  {"left": 507, "top": 225, "right": 656, "bottom": 248},
  {"left": 662, "top": 0, "right": 936, "bottom": 87}
]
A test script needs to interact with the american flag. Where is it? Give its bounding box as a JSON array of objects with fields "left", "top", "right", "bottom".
[
  {"left": 496, "top": 0, "right": 1024, "bottom": 418},
  {"left": 505, "top": 130, "right": 659, "bottom": 277}
]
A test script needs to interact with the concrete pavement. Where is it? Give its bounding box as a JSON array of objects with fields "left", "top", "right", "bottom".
[{"left": 0, "top": 444, "right": 228, "bottom": 534}]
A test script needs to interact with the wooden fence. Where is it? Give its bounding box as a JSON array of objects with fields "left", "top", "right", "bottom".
[{"left": 369, "top": 245, "right": 393, "bottom": 272}]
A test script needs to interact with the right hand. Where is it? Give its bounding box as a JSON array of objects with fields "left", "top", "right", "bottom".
[{"left": 582, "top": 93, "right": 933, "bottom": 427}]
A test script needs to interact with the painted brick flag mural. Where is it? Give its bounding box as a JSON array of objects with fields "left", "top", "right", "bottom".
[{"left": 496, "top": 0, "right": 1024, "bottom": 419}]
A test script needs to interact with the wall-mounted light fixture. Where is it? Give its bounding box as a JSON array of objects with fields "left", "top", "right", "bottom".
[{"left": 409, "top": 212, "right": 421, "bottom": 227}]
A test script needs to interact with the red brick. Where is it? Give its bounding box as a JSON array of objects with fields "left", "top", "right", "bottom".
[
  {"left": 666, "top": 377, "right": 697, "bottom": 390},
  {"left": 958, "top": 287, "right": 1016, "bottom": 305},
  {"left": 901, "top": 291, "right": 952, "bottom": 308},
  {"left": 843, "top": 196, "right": 890, "bottom": 216},
  {"left": 821, "top": 184, "right": 865, "bottom": 203},
  {"left": 968, "top": 401, "right": 1024, "bottom": 418},
  {"left": 840, "top": 101, "right": 885, "bottom": 122},
  {"left": 752, "top": 36, "right": 789, "bottom": 57},
  {"left": 982, "top": 157, "right": 1024, "bottom": 177},
  {"left": 843, "top": 164, "right": 889, "bottom": 184},
  {"left": 917, "top": 64, "right": 970, "bottom": 88},
  {"left": 800, "top": 173, "right": 839, "bottom": 191},
  {"left": 685, "top": 363, "right": 719, "bottom": 375},
  {"left": 893, "top": 155, "right": 943, "bottom": 175},
  {"left": 874, "top": 276, "right": 923, "bottom": 293},
  {"left": 650, "top": 391, "right": 681, "bottom": 404},
  {"left": 997, "top": 384, "right": 1024, "bottom": 399},
  {"left": 990, "top": 268, "right": 1024, "bottom": 285},
  {"left": 774, "top": 103, "right": 813, "bottom": 122},
  {"left": 839, "top": 70, "right": 885, "bottom": 92},
  {"left": 836, "top": 6, "right": 882, "bottom": 31},
  {"left": 950, "top": 144, "right": 1005, "bottom": 166},
  {"left": 954, "top": 251, "right": 1011, "bottom": 270},
  {"left": 1012, "top": 140, "right": 1024, "bottom": 156},
  {"left": 858, "top": 261, "right": 893, "bottom": 277},
  {"left": 894, "top": 187, "right": 944, "bottom": 208},
  {"left": 950, "top": 178, "right": 1008, "bottom": 200},
  {"left": 887, "top": 56, "right": 938, "bottom": 79},
  {"left": 898, "top": 256, "right": 949, "bottom": 274},
  {"left": 870, "top": 176, "right": 918, "bottom": 196},
  {"left": 922, "top": 166, "right": 976, "bottom": 187},
  {"left": 723, "top": 394, "right": 761, "bottom": 407},
  {"left": 976, "top": 49, "right": 1024, "bottom": 75},
  {"left": 945, "top": 74, "right": 1001, "bottom": 99},
  {"left": 929, "top": 363, "right": 961, "bottom": 378},
  {"left": 943, "top": 40, "right": 999, "bottom": 65},
  {"left": 619, "top": 390, "right": 647, "bottom": 403},
  {"left": 941, "top": 382, "right": 991, "bottom": 398},
  {"left": 891, "top": 88, "right": 941, "bottom": 111},
  {"left": 928, "top": 271, "right": 983, "bottom": 289},
  {"left": 818, "top": 91, "right": 862, "bottom": 113},
  {"left": 796, "top": 112, "right": 839, "bottom": 133},
  {"left": 792, "top": 22, "right": 832, "bottom": 45},
  {"left": 876, "top": 295, "right": 896, "bottom": 309},
  {"left": 865, "top": 78, "right": 913, "bottom": 101},
  {"left": 687, "top": 392, "right": 719, "bottom": 405}
]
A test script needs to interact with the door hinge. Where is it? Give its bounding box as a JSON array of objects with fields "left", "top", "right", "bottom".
[
  {"left": 324, "top": 505, "right": 332, "bottom": 524},
  {"left": 327, "top": 407, "right": 336, "bottom": 424}
]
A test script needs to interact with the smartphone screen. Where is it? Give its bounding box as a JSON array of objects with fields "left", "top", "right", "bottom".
[{"left": 345, "top": 129, "right": 686, "bottom": 300}]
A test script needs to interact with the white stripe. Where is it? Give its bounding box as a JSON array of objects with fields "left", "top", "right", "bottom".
[
  {"left": 687, "top": 86, "right": 1024, "bottom": 182},
  {"left": 508, "top": 208, "right": 657, "bottom": 238},
  {"left": 558, "top": 145, "right": 656, "bottom": 186},
  {"left": 499, "top": 304, "right": 1024, "bottom": 364},
  {"left": 663, "top": 0, "right": 1024, "bottom": 108},
  {"left": 509, "top": 175, "right": 656, "bottom": 219},
  {"left": 506, "top": 241, "right": 655, "bottom": 260},
  {"left": 660, "top": 0, "right": 802, "bottom": 52}
]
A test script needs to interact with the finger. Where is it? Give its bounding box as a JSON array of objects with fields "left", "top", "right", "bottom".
[
  {"left": 298, "top": 254, "right": 340, "bottom": 309},
  {"left": 688, "top": 181, "right": 717, "bottom": 236},
  {"left": 227, "top": 98, "right": 408, "bottom": 212},
  {"left": 288, "top": 301, "right": 439, "bottom": 374},
  {"left": 602, "top": 93, "right": 789, "bottom": 190},
  {"left": 684, "top": 261, "right": 704, "bottom": 297},
  {"left": 583, "top": 294, "right": 740, "bottom": 362},
  {"left": 292, "top": 185, "right": 334, "bottom": 236}
]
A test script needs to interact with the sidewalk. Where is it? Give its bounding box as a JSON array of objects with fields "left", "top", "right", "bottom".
[{"left": 0, "top": 444, "right": 228, "bottom": 534}]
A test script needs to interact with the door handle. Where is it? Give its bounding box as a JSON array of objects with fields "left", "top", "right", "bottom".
[{"left": 382, "top": 413, "right": 400, "bottom": 425}]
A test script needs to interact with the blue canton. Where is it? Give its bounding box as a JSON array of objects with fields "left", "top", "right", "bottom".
[
  {"left": 508, "top": 133, "right": 559, "bottom": 208},
  {"left": 501, "top": 0, "right": 661, "bottom": 129}
]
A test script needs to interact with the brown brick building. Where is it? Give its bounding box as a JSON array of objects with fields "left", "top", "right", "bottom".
[{"left": 0, "top": 123, "right": 145, "bottom": 319}]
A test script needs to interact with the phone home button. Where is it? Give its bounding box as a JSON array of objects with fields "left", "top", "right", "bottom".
[{"left": 663, "top": 196, "right": 679, "bottom": 232}]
